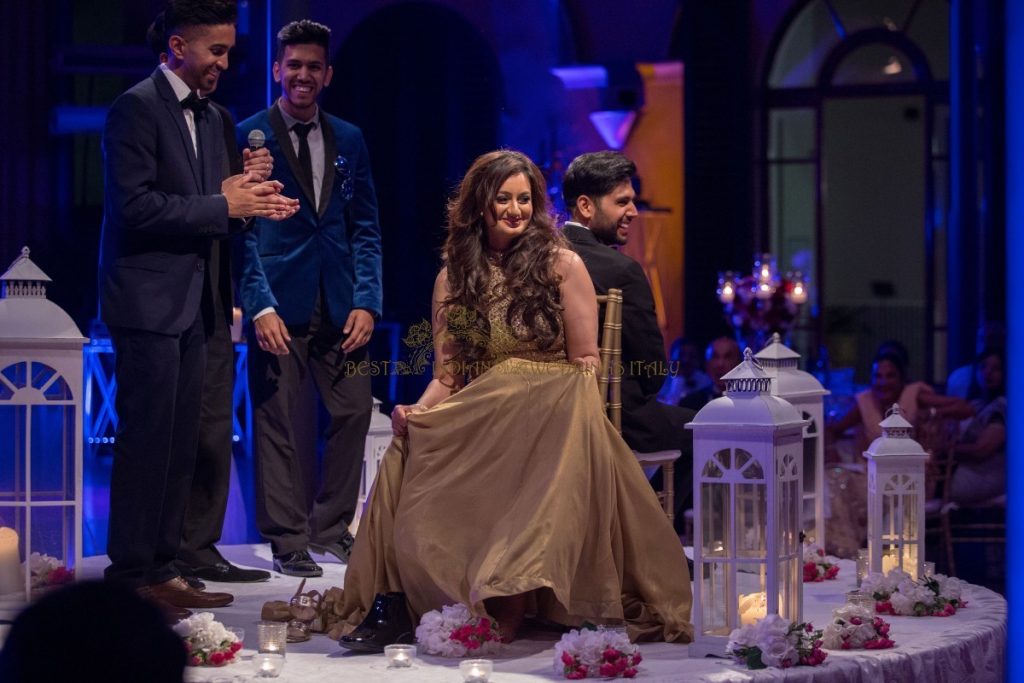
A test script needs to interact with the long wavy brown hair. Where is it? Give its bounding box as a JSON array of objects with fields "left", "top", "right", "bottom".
[{"left": 441, "top": 150, "right": 566, "bottom": 371}]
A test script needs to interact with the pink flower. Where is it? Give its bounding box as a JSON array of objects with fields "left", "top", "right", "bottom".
[
  {"left": 561, "top": 651, "right": 576, "bottom": 667},
  {"left": 566, "top": 670, "right": 587, "bottom": 680},
  {"left": 623, "top": 667, "right": 638, "bottom": 678},
  {"left": 602, "top": 647, "right": 622, "bottom": 661},
  {"left": 599, "top": 663, "right": 618, "bottom": 676}
]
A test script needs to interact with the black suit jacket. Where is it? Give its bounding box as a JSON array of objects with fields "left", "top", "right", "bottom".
[
  {"left": 563, "top": 223, "right": 692, "bottom": 452},
  {"left": 99, "top": 68, "right": 233, "bottom": 334}
]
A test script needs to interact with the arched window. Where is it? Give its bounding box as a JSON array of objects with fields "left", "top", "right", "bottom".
[{"left": 763, "top": 0, "right": 949, "bottom": 383}]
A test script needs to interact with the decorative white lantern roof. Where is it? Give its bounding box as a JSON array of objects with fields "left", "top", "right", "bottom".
[
  {"left": 864, "top": 404, "right": 928, "bottom": 458},
  {"left": 0, "top": 247, "right": 85, "bottom": 342},
  {"left": 755, "top": 333, "right": 829, "bottom": 398},
  {"left": 690, "top": 348, "right": 804, "bottom": 427}
]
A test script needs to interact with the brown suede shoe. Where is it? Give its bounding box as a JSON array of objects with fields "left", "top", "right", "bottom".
[
  {"left": 146, "top": 576, "right": 234, "bottom": 608},
  {"left": 136, "top": 586, "right": 193, "bottom": 623}
]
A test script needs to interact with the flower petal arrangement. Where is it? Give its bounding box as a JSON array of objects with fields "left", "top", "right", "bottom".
[
  {"left": 802, "top": 544, "right": 840, "bottom": 582},
  {"left": 173, "top": 612, "right": 242, "bottom": 667},
  {"left": 820, "top": 604, "right": 895, "bottom": 650},
  {"left": 26, "top": 552, "right": 74, "bottom": 589},
  {"left": 726, "top": 614, "right": 827, "bottom": 669},
  {"left": 552, "top": 625, "right": 642, "bottom": 679},
  {"left": 861, "top": 569, "right": 969, "bottom": 617},
  {"left": 414, "top": 603, "right": 502, "bottom": 657}
]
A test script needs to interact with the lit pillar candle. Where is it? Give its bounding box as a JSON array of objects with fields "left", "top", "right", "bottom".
[
  {"left": 0, "top": 528, "right": 24, "bottom": 596},
  {"left": 738, "top": 592, "right": 767, "bottom": 626}
]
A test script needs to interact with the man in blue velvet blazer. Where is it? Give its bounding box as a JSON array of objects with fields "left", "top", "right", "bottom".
[
  {"left": 99, "top": 0, "right": 297, "bottom": 619},
  {"left": 238, "top": 19, "right": 383, "bottom": 577}
]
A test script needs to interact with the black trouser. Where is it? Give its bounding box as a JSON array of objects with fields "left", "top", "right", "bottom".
[
  {"left": 249, "top": 297, "right": 371, "bottom": 556},
  {"left": 178, "top": 304, "right": 234, "bottom": 568},
  {"left": 105, "top": 307, "right": 206, "bottom": 585}
]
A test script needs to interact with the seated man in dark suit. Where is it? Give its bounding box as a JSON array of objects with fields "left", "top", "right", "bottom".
[{"left": 561, "top": 151, "right": 695, "bottom": 527}]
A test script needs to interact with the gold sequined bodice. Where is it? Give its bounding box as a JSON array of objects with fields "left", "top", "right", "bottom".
[{"left": 482, "top": 261, "right": 566, "bottom": 364}]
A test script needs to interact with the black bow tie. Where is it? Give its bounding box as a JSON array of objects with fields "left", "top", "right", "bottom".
[{"left": 181, "top": 91, "right": 209, "bottom": 114}]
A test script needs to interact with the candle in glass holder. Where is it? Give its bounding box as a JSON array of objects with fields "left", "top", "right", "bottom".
[
  {"left": 253, "top": 652, "right": 285, "bottom": 678},
  {"left": 855, "top": 548, "right": 869, "bottom": 587},
  {"left": 459, "top": 658, "right": 493, "bottom": 683},
  {"left": 256, "top": 620, "right": 287, "bottom": 655},
  {"left": 738, "top": 592, "right": 767, "bottom": 626},
  {"left": 845, "top": 590, "right": 876, "bottom": 611},
  {"left": 923, "top": 561, "right": 935, "bottom": 578},
  {"left": 384, "top": 643, "right": 416, "bottom": 668}
]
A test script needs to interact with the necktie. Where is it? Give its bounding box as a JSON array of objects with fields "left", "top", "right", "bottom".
[{"left": 292, "top": 122, "right": 315, "bottom": 196}]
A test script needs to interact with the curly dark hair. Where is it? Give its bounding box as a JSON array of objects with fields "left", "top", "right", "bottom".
[
  {"left": 163, "top": 0, "right": 237, "bottom": 35},
  {"left": 276, "top": 19, "right": 331, "bottom": 61},
  {"left": 442, "top": 150, "right": 566, "bottom": 372}
]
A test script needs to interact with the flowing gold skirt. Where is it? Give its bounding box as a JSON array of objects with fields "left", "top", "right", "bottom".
[{"left": 339, "top": 358, "right": 693, "bottom": 643}]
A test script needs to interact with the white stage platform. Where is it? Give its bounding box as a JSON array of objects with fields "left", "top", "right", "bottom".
[{"left": 66, "top": 546, "right": 1004, "bottom": 683}]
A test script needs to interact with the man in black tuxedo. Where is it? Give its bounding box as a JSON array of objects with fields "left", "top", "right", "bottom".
[
  {"left": 561, "top": 151, "right": 695, "bottom": 526},
  {"left": 145, "top": 11, "right": 272, "bottom": 585},
  {"left": 99, "top": 0, "right": 296, "bottom": 620}
]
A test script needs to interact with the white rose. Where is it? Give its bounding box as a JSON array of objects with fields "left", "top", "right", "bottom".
[
  {"left": 889, "top": 591, "right": 917, "bottom": 615},
  {"left": 758, "top": 633, "right": 797, "bottom": 668},
  {"left": 727, "top": 623, "right": 759, "bottom": 653},
  {"left": 820, "top": 623, "right": 845, "bottom": 650}
]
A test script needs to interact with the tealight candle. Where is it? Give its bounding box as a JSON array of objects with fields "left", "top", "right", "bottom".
[
  {"left": 459, "top": 658, "right": 493, "bottom": 683},
  {"left": 256, "top": 620, "right": 287, "bottom": 655},
  {"left": 253, "top": 652, "right": 285, "bottom": 678},
  {"left": 384, "top": 643, "right": 416, "bottom": 668}
]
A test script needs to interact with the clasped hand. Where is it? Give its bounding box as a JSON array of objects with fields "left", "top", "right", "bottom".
[{"left": 222, "top": 172, "right": 299, "bottom": 220}]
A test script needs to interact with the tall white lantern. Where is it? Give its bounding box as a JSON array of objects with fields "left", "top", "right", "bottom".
[
  {"left": 352, "top": 397, "right": 392, "bottom": 534},
  {"left": 755, "top": 333, "right": 830, "bottom": 546},
  {"left": 0, "top": 248, "right": 87, "bottom": 612},
  {"left": 686, "top": 349, "right": 807, "bottom": 657},
  {"left": 864, "top": 404, "right": 927, "bottom": 580}
]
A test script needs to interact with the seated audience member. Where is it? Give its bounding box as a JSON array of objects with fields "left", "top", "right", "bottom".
[
  {"left": 949, "top": 348, "right": 1006, "bottom": 505},
  {"left": 658, "top": 337, "right": 711, "bottom": 406},
  {"left": 827, "top": 350, "right": 973, "bottom": 453},
  {"left": 946, "top": 321, "right": 1005, "bottom": 399},
  {"left": 0, "top": 581, "right": 185, "bottom": 682},
  {"left": 335, "top": 150, "right": 693, "bottom": 653},
  {"left": 823, "top": 345, "right": 972, "bottom": 557},
  {"left": 680, "top": 336, "right": 742, "bottom": 412}
]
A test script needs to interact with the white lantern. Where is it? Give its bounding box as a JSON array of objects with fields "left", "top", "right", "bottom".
[
  {"left": 755, "top": 333, "right": 830, "bottom": 546},
  {"left": 686, "top": 349, "right": 807, "bottom": 657},
  {"left": 864, "top": 404, "right": 927, "bottom": 580},
  {"left": 0, "top": 248, "right": 87, "bottom": 611},
  {"left": 351, "top": 397, "right": 392, "bottom": 535}
]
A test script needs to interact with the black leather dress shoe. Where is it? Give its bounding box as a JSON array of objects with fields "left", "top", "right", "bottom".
[
  {"left": 273, "top": 550, "right": 323, "bottom": 577},
  {"left": 339, "top": 592, "right": 415, "bottom": 654},
  {"left": 192, "top": 561, "right": 271, "bottom": 583},
  {"left": 310, "top": 530, "right": 355, "bottom": 564}
]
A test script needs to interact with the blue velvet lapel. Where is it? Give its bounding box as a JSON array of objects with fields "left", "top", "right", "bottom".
[{"left": 318, "top": 110, "right": 336, "bottom": 219}]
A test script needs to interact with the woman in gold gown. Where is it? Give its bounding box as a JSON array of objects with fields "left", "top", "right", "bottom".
[{"left": 337, "top": 150, "right": 692, "bottom": 648}]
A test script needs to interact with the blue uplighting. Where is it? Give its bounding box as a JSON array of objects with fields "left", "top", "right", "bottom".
[{"left": 1005, "top": 1, "right": 1022, "bottom": 678}]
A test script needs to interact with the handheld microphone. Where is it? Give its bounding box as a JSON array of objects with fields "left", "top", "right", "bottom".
[{"left": 247, "top": 128, "right": 266, "bottom": 152}]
